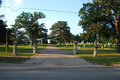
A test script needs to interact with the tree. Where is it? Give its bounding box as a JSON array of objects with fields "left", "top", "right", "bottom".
[
  {"left": 95, "top": 0, "right": 120, "bottom": 52},
  {"left": 78, "top": 2, "right": 104, "bottom": 57},
  {"left": 0, "top": 0, "right": 2, "bottom": 6},
  {"left": 9, "top": 24, "right": 28, "bottom": 44},
  {"left": 50, "top": 21, "right": 70, "bottom": 45},
  {"left": 6, "top": 28, "right": 13, "bottom": 44},
  {"left": 15, "top": 11, "right": 46, "bottom": 47},
  {"left": 0, "top": 20, "right": 6, "bottom": 43},
  {"left": 10, "top": 23, "right": 20, "bottom": 43},
  {"left": 62, "top": 26, "right": 71, "bottom": 43},
  {"left": 80, "top": 32, "right": 94, "bottom": 43}
]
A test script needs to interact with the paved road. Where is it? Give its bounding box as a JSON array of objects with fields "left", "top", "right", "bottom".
[{"left": 0, "top": 44, "right": 120, "bottom": 80}]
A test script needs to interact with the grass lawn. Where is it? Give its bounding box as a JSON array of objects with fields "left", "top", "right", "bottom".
[
  {"left": 0, "top": 44, "right": 46, "bottom": 63},
  {"left": 56, "top": 43, "right": 120, "bottom": 66}
]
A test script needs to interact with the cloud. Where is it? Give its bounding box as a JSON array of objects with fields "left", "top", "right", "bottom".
[
  {"left": 5, "top": 0, "right": 9, "bottom": 6},
  {"left": 4, "top": 0, "right": 11, "bottom": 11},
  {"left": 44, "top": 21, "right": 55, "bottom": 26},
  {"left": 13, "top": 0, "right": 23, "bottom": 7},
  {"left": 43, "top": 21, "right": 55, "bottom": 34}
]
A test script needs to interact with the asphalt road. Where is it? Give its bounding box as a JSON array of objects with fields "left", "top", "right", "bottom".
[{"left": 0, "top": 44, "right": 120, "bottom": 80}]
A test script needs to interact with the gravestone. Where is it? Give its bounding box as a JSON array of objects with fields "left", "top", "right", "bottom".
[
  {"left": 81, "top": 40, "right": 84, "bottom": 44},
  {"left": 41, "top": 38, "right": 43, "bottom": 44},
  {"left": 73, "top": 41, "right": 78, "bottom": 55},
  {"left": 89, "top": 42, "right": 90, "bottom": 44},
  {"left": 110, "top": 44, "right": 112, "bottom": 48},
  {"left": 13, "top": 42, "right": 17, "bottom": 56},
  {"left": 97, "top": 42, "right": 99, "bottom": 45},
  {"left": 78, "top": 46, "right": 80, "bottom": 50},
  {"left": 104, "top": 44, "right": 106, "bottom": 47},
  {"left": 84, "top": 45, "right": 85, "bottom": 47}
]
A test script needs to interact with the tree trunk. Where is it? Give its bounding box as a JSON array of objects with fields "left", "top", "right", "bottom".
[
  {"left": 13, "top": 42, "right": 17, "bottom": 56},
  {"left": 101, "top": 42, "right": 104, "bottom": 48},
  {"left": 114, "top": 16, "right": 120, "bottom": 53},
  {"left": 30, "top": 41, "right": 33, "bottom": 47},
  {"left": 30, "top": 34, "right": 33, "bottom": 47},
  {"left": 73, "top": 41, "right": 78, "bottom": 55},
  {"left": 95, "top": 34, "right": 97, "bottom": 46},
  {"left": 65, "top": 41, "right": 68, "bottom": 48},
  {"left": 33, "top": 39, "right": 37, "bottom": 54},
  {"left": 94, "top": 33, "right": 97, "bottom": 58},
  {"left": 59, "top": 30, "right": 61, "bottom": 45},
  {"left": 41, "top": 38, "right": 42, "bottom": 44},
  {"left": 115, "top": 39, "right": 120, "bottom": 53}
]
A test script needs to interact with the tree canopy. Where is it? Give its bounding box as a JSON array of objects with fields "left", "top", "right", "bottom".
[
  {"left": 78, "top": 0, "right": 120, "bottom": 53},
  {"left": 50, "top": 21, "right": 70, "bottom": 45},
  {"left": 14, "top": 11, "right": 47, "bottom": 46},
  {"left": 0, "top": 20, "right": 6, "bottom": 43}
]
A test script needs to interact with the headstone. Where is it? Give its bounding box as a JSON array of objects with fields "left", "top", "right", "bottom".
[
  {"left": 89, "top": 42, "right": 90, "bottom": 44},
  {"left": 30, "top": 41, "right": 32, "bottom": 47},
  {"left": 104, "top": 44, "right": 106, "bottom": 47},
  {"left": 108, "top": 43, "right": 110, "bottom": 47},
  {"left": 77, "top": 45, "right": 78, "bottom": 48},
  {"left": 41, "top": 38, "right": 42, "bottom": 44},
  {"left": 81, "top": 40, "right": 84, "bottom": 44},
  {"left": 73, "top": 41, "right": 78, "bottom": 55},
  {"left": 13, "top": 42, "right": 17, "bottom": 56},
  {"left": 97, "top": 42, "right": 99, "bottom": 45},
  {"left": 78, "top": 46, "right": 80, "bottom": 50},
  {"left": 84, "top": 45, "right": 85, "bottom": 47},
  {"left": 110, "top": 44, "right": 112, "bottom": 48}
]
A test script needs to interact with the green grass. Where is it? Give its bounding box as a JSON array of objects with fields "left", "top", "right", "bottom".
[
  {"left": 56, "top": 43, "right": 120, "bottom": 66},
  {"left": 0, "top": 44, "right": 46, "bottom": 63},
  {"left": 0, "top": 57, "right": 29, "bottom": 64}
]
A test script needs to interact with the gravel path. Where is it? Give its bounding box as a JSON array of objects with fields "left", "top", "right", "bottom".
[{"left": 25, "top": 44, "right": 92, "bottom": 66}]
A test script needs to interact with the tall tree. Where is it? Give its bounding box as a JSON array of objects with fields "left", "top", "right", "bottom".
[
  {"left": 15, "top": 11, "right": 46, "bottom": 47},
  {"left": 80, "top": 32, "right": 94, "bottom": 43},
  {"left": 78, "top": 2, "right": 103, "bottom": 57},
  {"left": 0, "top": 0, "right": 2, "bottom": 6},
  {"left": 62, "top": 26, "right": 71, "bottom": 43},
  {"left": 95, "top": 0, "right": 120, "bottom": 52},
  {"left": 0, "top": 20, "right": 6, "bottom": 43},
  {"left": 50, "top": 21, "right": 70, "bottom": 45}
]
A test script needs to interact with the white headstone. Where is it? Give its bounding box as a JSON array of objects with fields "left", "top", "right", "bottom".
[
  {"left": 84, "top": 45, "right": 85, "bottom": 47},
  {"left": 89, "top": 42, "right": 90, "bottom": 44},
  {"left": 78, "top": 46, "right": 80, "bottom": 50},
  {"left": 104, "top": 44, "right": 106, "bottom": 47}
]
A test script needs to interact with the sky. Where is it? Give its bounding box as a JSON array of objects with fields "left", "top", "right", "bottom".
[{"left": 0, "top": 0, "right": 92, "bottom": 35}]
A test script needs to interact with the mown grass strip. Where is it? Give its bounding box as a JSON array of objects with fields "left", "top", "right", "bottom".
[
  {"left": 0, "top": 44, "right": 46, "bottom": 63},
  {"left": 56, "top": 44, "right": 120, "bottom": 66}
]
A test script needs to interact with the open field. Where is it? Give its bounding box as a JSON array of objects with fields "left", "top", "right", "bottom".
[
  {"left": 0, "top": 44, "right": 46, "bottom": 63},
  {"left": 56, "top": 43, "right": 120, "bottom": 66}
]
